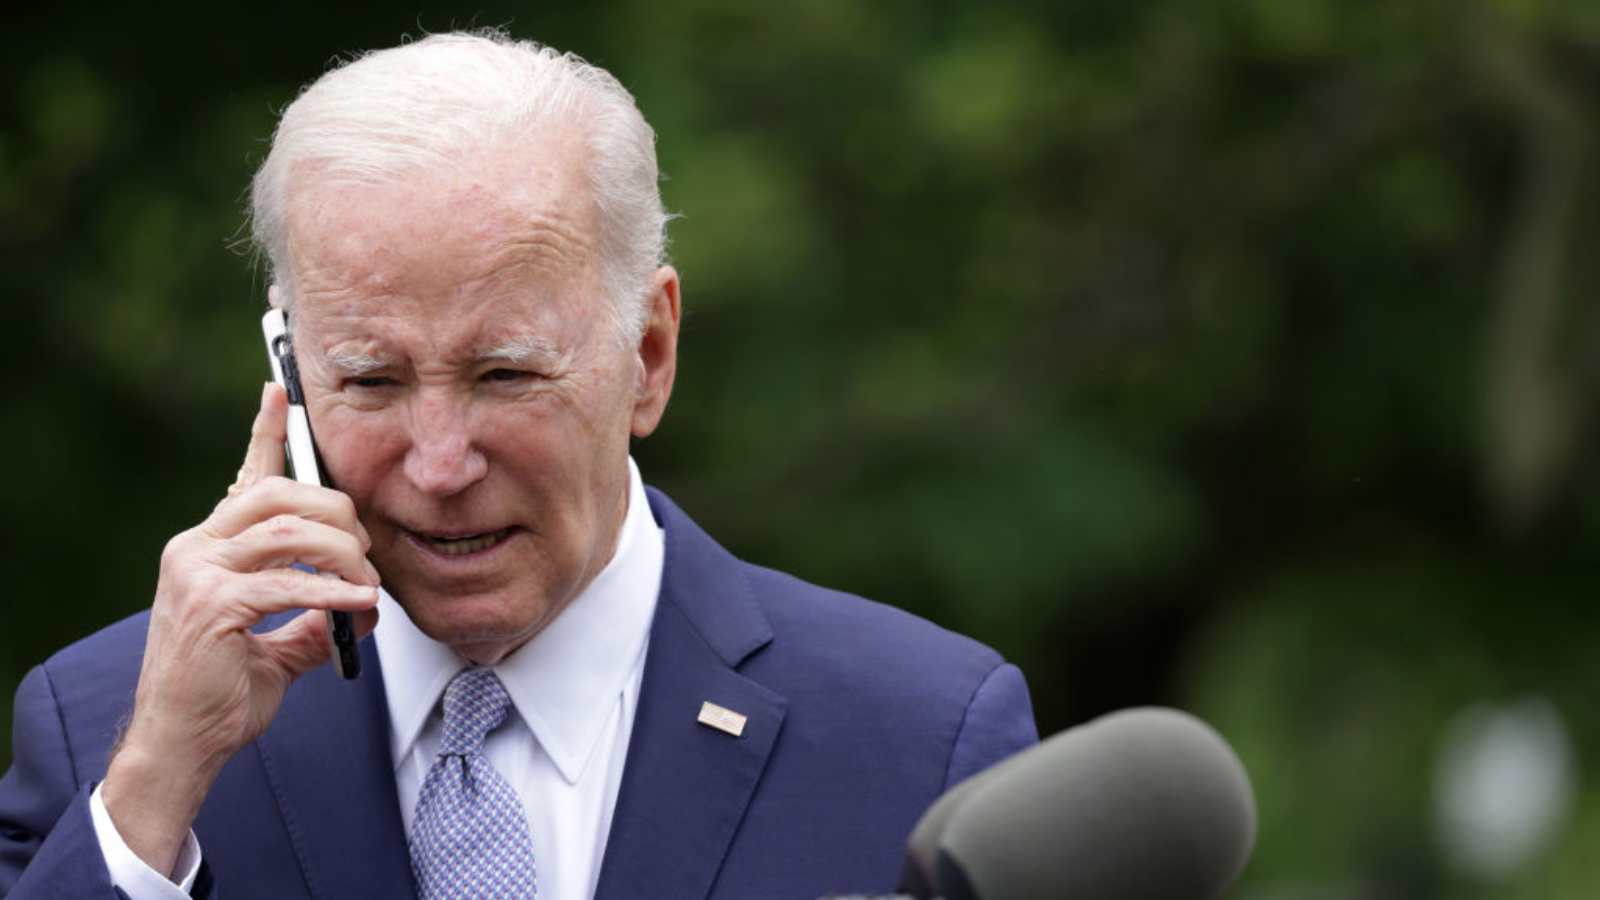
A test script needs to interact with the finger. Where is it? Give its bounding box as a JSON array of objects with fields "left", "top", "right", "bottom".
[
  {"left": 230, "top": 383, "right": 289, "bottom": 499},
  {"left": 217, "top": 514, "right": 380, "bottom": 586},
  {"left": 349, "top": 605, "right": 379, "bottom": 642},
  {"left": 258, "top": 605, "right": 380, "bottom": 680},
  {"left": 209, "top": 567, "right": 378, "bottom": 631},
  {"left": 206, "top": 477, "right": 372, "bottom": 550},
  {"left": 257, "top": 609, "right": 352, "bottom": 679}
]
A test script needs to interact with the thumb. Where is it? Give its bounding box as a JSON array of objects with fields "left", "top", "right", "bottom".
[{"left": 261, "top": 606, "right": 379, "bottom": 679}]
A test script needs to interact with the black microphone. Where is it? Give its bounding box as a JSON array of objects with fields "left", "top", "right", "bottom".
[{"left": 897, "top": 706, "right": 1256, "bottom": 900}]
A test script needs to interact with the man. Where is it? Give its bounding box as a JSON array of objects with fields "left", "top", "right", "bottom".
[{"left": 0, "top": 31, "right": 1036, "bottom": 900}]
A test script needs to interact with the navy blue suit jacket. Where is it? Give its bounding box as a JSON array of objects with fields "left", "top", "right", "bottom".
[{"left": 0, "top": 489, "right": 1037, "bottom": 899}]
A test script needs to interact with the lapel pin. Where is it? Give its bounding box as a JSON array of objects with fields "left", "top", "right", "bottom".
[{"left": 698, "top": 701, "right": 748, "bottom": 738}]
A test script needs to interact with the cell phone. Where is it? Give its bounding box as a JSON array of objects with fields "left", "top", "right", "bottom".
[{"left": 262, "top": 308, "right": 362, "bottom": 680}]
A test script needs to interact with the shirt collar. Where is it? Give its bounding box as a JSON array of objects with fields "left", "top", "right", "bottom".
[{"left": 375, "top": 457, "right": 663, "bottom": 784}]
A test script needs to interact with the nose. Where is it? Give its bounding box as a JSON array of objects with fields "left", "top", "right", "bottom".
[{"left": 402, "top": 390, "right": 489, "bottom": 496}]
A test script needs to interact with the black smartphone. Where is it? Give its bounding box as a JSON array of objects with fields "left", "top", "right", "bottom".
[{"left": 262, "top": 308, "right": 361, "bottom": 680}]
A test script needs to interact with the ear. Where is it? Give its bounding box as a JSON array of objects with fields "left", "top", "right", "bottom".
[
  {"left": 631, "top": 265, "right": 681, "bottom": 438},
  {"left": 267, "top": 284, "right": 283, "bottom": 309}
]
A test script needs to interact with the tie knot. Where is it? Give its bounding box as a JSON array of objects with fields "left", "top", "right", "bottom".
[{"left": 439, "top": 668, "right": 513, "bottom": 757}]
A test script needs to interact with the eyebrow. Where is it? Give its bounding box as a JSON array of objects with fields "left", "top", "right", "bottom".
[
  {"left": 481, "top": 336, "right": 568, "bottom": 367},
  {"left": 320, "top": 335, "right": 569, "bottom": 376},
  {"left": 326, "top": 349, "right": 388, "bottom": 376}
]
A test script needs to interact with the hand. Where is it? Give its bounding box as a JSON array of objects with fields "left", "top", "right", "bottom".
[{"left": 101, "top": 383, "right": 381, "bottom": 877}]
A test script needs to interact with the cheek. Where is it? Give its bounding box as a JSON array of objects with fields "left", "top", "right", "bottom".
[
  {"left": 474, "top": 411, "right": 570, "bottom": 484},
  {"left": 313, "top": 410, "right": 402, "bottom": 496}
]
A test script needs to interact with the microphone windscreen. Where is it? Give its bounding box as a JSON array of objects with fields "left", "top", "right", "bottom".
[
  {"left": 900, "top": 758, "right": 998, "bottom": 896},
  {"left": 935, "top": 707, "right": 1256, "bottom": 900}
]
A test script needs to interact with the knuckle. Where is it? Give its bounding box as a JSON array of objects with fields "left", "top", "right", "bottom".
[
  {"left": 157, "top": 564, "right": 227, "bottom": 617},
  {"left": 263, "top": 567, "right": 299, "bottom": 594},
  {"left": 188, "top": 568, "right": 230, "bottom": 603},
  {"left": 264, "top": 513, "right": 302, "bottom": 541},
  {"left": 258, "top": 474, "right": 295, "bottom": 494},
  {"left": 158, "top": 529, "right": 204, "bottom": 578},
  {"left": 336, "top": 491, "right": 359, "bottom": 521},
  {"left": 159, "top": 532, "right": 189, "bottom": 567}
]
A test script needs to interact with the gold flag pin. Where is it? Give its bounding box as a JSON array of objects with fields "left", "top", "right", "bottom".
[{"left": 698, "top": 701, "right": 748, "bottom": 737}]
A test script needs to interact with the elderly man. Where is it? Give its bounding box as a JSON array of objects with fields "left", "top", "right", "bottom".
[{"left": 0, "top": 31, "right": 1036, "bottom": 900}]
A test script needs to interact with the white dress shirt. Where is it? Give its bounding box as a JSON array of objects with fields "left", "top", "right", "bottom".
[{"left": 93, "top": 458, "right": 663, "bottom": 900}]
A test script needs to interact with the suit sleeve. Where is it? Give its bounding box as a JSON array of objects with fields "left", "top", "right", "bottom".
[
  {"left": 944, "top": 662, "right": 1039, "bottom": 789},
  {"left": 0, "top": 664, "right": 120, "bottom": 898},
  {"left": 0, "top": 665, "right": 214, "bottom": 899}
]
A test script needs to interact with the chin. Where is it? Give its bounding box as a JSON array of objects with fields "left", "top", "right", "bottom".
[{"left": 403, "top": 593, "right": 551, "bottom": 662}]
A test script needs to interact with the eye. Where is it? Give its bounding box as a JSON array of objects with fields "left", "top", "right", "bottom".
[
  {"left": 483, "top": 368, "right": 528, "bottom": 383},
  {"left": 349, "top": 376, "right": 393, "bottom": 389}
]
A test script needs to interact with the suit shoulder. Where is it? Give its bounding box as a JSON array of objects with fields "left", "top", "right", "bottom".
[
  {"left": 651, "top": 487, "right": 1002, "bottom": 674},
  {"left": 39, "top": 611, "right": 150, "bottom": 680},
  {"left": 739, "top": 561, "right": 1009, "bottom": 706},
  {"left": 7, "top": 612, "right": 148, "bottom": 788},
  {"left": 747, "top": 562, "right": 997, "bottom": 653},
  {"left": 32, "top": 611, "right": 148, "bottom": 721},
  {"left": 734, "top": 560, "right": 1038, "bottom": 792},
  {"left": 648, "top": 486, "right": 1032, "bottom": 736}
]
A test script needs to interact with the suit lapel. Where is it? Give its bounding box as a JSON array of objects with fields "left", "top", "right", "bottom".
[
  {"left": 593, "top": 491, "right": 787, "bottom": 900},
  {"left": 254, "top": 640, "right": 418, "bottom": 899}
]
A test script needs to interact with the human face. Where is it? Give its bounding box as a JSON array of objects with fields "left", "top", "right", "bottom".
[{"left": 281, "top": 132, "right": 679, "bottom": 665}]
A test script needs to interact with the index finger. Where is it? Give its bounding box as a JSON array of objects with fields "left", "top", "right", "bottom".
[{"left": 231, "top": 382, "right": 289, "bottom": 496}]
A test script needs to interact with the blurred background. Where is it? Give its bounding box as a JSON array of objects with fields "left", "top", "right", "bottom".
[{"left": 4, "top": 0, "right": 1599, "bottom": 896}]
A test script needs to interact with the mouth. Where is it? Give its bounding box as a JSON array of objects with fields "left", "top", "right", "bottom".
[{"left": 416, "top": 528, "right": 513, "bottom": 557}]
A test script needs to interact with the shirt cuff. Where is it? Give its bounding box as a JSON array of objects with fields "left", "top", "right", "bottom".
[{"left": 89, "top": 781, "right": 203, "bottom": 898}]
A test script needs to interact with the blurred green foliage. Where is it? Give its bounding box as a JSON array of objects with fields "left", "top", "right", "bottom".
[{"left": 4, "top": 1, "right": 1600, "bottom": 896}]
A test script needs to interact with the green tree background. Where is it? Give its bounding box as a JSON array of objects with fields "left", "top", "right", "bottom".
[{"left": 4, "top": 1, "right": 1599, "bottom": 896}]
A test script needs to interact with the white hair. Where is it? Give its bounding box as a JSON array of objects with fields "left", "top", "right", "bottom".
[{"left": 249, "top": 30, "right": 669, "bottom": 345}]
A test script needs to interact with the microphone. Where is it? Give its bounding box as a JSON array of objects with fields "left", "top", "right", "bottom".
[{"left": 897, "top": 706, "right": 1256, "bottom": 900}]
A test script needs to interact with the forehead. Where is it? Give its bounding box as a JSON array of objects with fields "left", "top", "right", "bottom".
[{"left": 284, "top": 126, "right": 600, "bottom": 307}]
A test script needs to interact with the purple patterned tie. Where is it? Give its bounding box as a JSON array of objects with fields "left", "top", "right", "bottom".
[{"left": 410, "top": 668, "right": 538, "bottom": 899}]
